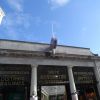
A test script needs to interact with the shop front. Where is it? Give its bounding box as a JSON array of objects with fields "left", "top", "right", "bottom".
[
  {"left": 37, "top": 65, "right": 100, "bottom": 100},
  {"left": 0, "top": 64, "right": 31, "bottom": 100},
  {"left": 37, "top": 65, "right": 71, "bottom": 100},
  {"left": 73, "top": 67, "right": 99, "bottom": 100}
]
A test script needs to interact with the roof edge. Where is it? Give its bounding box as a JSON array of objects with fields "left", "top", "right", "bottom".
[{"left": 0, "top": 39, "right": 90, "bottom": 50}]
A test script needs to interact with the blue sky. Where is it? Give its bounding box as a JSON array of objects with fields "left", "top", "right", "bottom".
[{"left": 0, "top": 0, "right": 100, "bottom": 54}]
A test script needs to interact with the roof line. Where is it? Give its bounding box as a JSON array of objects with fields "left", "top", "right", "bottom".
[{"left": 0, "top": 39, "right": 90, "bottom": 50}]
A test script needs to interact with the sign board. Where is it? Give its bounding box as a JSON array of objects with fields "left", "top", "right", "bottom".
[
  {"left": 37, "top": 65, "right": 68, "bottom": 85},
  {"left": 0, "top": 64, "right": 31, "bottom": 86},
  {"left": 73, "top": 67, "right": 96, "bottom": 84}
]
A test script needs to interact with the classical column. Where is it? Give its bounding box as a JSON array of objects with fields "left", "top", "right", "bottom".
[
  {"left": 94, "top": 62, "right": 100, "bottom": 96},
  {"left": 30, "top": 65, "right": 38, "bottom": 100},
  {"left": 67, "top": 66, "right": 78, "bottom": 100}
]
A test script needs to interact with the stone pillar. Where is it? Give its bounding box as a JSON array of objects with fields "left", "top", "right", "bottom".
[
  {"left": 67, "top": 66, "right": 78, "bottom": 100},
  {"left": 30, "top": 65, "right": 38, "bottom": 100},
  {"left": 94, "top": 62, "right": 100, "bottom": 96}
]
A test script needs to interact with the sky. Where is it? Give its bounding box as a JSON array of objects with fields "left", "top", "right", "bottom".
[{"left": 0, "top": 0, "right": 100, "bottom": 54}]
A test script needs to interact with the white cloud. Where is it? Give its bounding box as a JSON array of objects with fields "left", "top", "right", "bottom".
[
  {"left": 1, "top": 12, "right": 42, "bottom": 40},
  {"left": 1, "top": 0, "right": 43, "bottom": 40},
  {"left": 4, "top": 0, "right": 30, "bottom": 36},
  {"left": 3, "top": 13, "right": 31, "bottom": 29},
  {"left": 1, "top": 13, "right": 32, "bottom": 39},
  {"left": 48, "top": 0, "right": 70, "bottom": 9},
  {"left": 7, "top": 0, "right": 23, "bottom": 12}
]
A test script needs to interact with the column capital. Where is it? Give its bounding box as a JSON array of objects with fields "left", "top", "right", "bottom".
[
  {"left": 95, "top": 65, "right": 100, "bottom": 68},
  {"left": 94, "top": 60, "right": 100, "bottom": 67},
  {"left": 67, "top": 65, "right": 73, "bottom": 68},
  {"left": 31, "top": 64, "right": 38, "bottom": 68}
]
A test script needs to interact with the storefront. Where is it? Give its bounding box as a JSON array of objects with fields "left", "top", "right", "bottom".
[
  {"left": 73, "top": 67, "right": 99, "bottom": 100},
  {"left": 37, "top": 65, "right": 100, "bottom": 100},
  {"left": 37, "top": 65, "right": 71, "bottom": 100},
  {"left": 0, "top": 64, "right": 31, "bottom": 100}
]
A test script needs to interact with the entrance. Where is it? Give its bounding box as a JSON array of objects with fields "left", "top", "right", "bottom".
[
  {"left": 40, "top": 85, "right": 71, "bottom": 100},
  {"left": 37, "top": 65, "right": 71, "bottom": 100},
  {"left": 77, "top": 84, "right": 99, "bottom": 100}
]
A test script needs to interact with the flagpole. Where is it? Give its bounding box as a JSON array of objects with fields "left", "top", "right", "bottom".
[
  {"left": 51, "top": 23, "right": 57, "bottom": 55},
  {"left": 52, "top": 23, "right": 54, "bottom": 38}
]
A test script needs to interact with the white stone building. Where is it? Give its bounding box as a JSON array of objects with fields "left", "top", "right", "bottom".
[{"left": 0, "top": 39, "right": 100, "bottom": 100}]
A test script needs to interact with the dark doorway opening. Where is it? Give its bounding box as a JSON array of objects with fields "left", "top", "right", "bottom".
[{"left": 77, "top": 84, "right": 99, "bottom": 100}]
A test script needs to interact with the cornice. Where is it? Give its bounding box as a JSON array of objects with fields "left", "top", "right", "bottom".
[{"left": 0, "top": 49, "right": 100, "bottom": 61}]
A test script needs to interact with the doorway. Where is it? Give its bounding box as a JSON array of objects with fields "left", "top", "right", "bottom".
[
  {"left": 38, "top": 84, "right": 71, "bottom": 100},
  {"left": 77, "top": 85, "right": 99, "bottom": 100},
  {"left": 41, "top": 85, "right": 68, "bottom": 100}
]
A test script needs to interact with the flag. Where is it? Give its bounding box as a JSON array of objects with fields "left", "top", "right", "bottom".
[{"left": 0, "top": 7, "right": 5, "bottom": 25}]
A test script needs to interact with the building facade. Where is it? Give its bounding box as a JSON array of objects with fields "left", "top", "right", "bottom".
[{"left": 0, "top": 39, "right": 100, "bottom": 100}]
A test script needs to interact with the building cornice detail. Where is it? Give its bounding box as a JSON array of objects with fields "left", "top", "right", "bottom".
[{"left": 0, "top": 49, "right": 100, "bottom": 61}]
